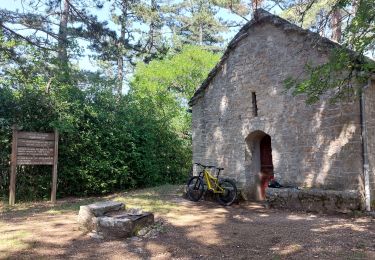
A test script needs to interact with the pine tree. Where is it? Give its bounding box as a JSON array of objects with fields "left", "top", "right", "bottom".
[
  {"left": 112, "top": 0, "right": 137, "bottom": 95},
  {"left": 57, "top": 0, "right": 70, "bottom": 65},
  {"left": 331, "top": 7, "right": 342, "bottom": 42},
  {"left": 141, "top": 0, "right": 167, "bottom": 60},
  {"left": 279, "top": 0, "right": 346, "bottom": 41},
  {"left": 283, "top": 0, "right": 375, "bottom": 102},
  {"left": 213, "top": 0, "right": 253, "bottom": 21},
  {"left": 0, "top": 0, "right": 114, "bottom": 80},
  {"left": 167, "top": 0, "right": 227, "bottom": 48},
  {"left": 94, "top": 0, "right": 168, "bottom": 95}
]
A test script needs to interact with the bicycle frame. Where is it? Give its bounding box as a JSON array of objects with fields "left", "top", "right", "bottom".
[
  {"left": 188, "top": 163, "right": 238, "bottom": 206},
  {"left": 200, "top": 169, "right": 225, "bottom": 194}
]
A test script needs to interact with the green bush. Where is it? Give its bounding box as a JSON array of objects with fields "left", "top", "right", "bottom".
[
  {"left": 0, "top": 82, "right": 191, "bottom": 201},
  {"left": 0, "top": 46, "right": 218, "bottom": 201}
]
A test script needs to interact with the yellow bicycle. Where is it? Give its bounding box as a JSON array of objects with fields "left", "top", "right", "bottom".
[{"left": 187, "top": 163, "right": 238, "bottom": 206}]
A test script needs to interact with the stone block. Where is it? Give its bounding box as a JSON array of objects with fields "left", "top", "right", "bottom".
[
  {"left": 95, "top": 213, "right": 154, "bottom": 239},
  {"left": 77, "top": 206, "right": 96, "bottom": 231},
  {"left": 87, "top": 201, "right": 125, "bottom": 215},
  {"left": 78, "top": 201, "right": 125, "bottom": 231},
  {"left": 266, "top": 188, "right": 362, "bottom": 213},
  {"left": 77, "top": 201, "right": 154, "bottom": 239}
]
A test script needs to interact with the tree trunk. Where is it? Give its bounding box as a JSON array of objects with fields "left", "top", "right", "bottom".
[
  {"left": 199, "top": 24, "right": 203, "bottom": 45},
  {"left": 331, "top": 8, "right": 342, "bottom": 42},
  {"left": 117, "top": 29, "right": 125, "bottom": 96},
  {"left": 148, "top": 0, "right": 157, "bottom": 53},
  {"left": 352, "top": 0, "right": 358, "bottom": 15},
  {"left": 252, "top": 0, "right": 263, "bottom": 10},
  {"left": 58, "top": 0, "right": 69, "bottom": 64},
  {"left": 117, "top": 1, "right": 128, "bottom": 96}
]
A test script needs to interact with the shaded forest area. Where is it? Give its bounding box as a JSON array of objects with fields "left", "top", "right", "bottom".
[{"left": 0, "top": 0, "right": 373, "bottom": 200}]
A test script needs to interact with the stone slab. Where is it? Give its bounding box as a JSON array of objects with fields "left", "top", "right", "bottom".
[
  {"left": 77, "top": 200, "right": 154, "bottom": 239},
  {"left": 78, "top": 201, "right": 125, "bottom": 231},
  {"left": 266, "top": 188, "right": 362, "bottom": 213},
  {"left": 96, "top": 213, "right": 154, "bottom": 239},
  {"left": 85, "top": 201, "right": 125, "bottom": 216}
]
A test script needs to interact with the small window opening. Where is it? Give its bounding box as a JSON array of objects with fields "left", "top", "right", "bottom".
[{"left": 252, "top": 92, "right": 258, "bottom": 117}]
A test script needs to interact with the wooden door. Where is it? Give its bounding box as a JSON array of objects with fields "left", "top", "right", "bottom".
[{"left": 260, "top": 135, "right": 273, "bottom": 175}]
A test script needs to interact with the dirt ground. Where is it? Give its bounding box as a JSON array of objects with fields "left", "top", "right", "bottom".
[{"left": 1, "top": 185, "right": 374, "bottom": 260}]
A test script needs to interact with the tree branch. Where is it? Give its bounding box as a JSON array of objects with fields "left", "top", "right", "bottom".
[{"left": 1, "top": 23, "right": 55, "bottom": 51}]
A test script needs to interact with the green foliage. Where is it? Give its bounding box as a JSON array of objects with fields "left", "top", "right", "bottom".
[
  {"left": 167, "top": 1, "right": 230, "bottom": 48},
  {"left": 0, "top": 0, "right": 224, "bottom": 202},
  {"left": 281, "top": 0, "right": 337, "bottom": 29},
  {"left": 0, "top": 45, "right": 218, "bottom": 201},
  {"left": 128, "top": 45, "right": 220, "bottom": 183},
  {"left": 0, "top": 81, "right": 187, "bottom": 199},
  {"left": 282, "top": 0, "right": 375, "bottom": 102},
  {"left": 131, "top": 45, "right": 221, "bottom": 134}
]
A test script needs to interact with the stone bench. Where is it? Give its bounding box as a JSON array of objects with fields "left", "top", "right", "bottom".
[
  {"left": 78, "top": 201, "right": 154, "bottom": 239},
  {"left": 266, "top": 188, "right": 362, "bottom": 213}
]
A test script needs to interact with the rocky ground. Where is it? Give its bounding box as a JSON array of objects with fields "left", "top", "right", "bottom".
[{"left": 1, "top": 185, "right": 374, "bottom": 259}]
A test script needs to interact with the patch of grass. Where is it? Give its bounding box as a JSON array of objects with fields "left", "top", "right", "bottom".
[
  {"left": 44, "top": 198, "right": 102, "bottom": 214},
  {"left": 355, "top": 242, "right": 366, "bottom": 249},
  {"left": 114, "top": 184, "right": 183, "bottom": 214},
  {"left": 0, "top": 225, "right": 31, "bottom": 259},
  {"left": 336, "top": 250, "right": 368, "bottom": 260},
  {"left": 121, "top": 184, "right": 184, "bottom": 198},
  {"left": 347, "top": 251, "right": 367, "bottom": 260},
  {"left": 0, "top": 184, "right": 183, "bottom": 216},
  {"left": 0, "top": 201, "right": 37, "bottom": 213},
  {"left": 1, "top": 197, "right": 102, "bottom": 216},
  {"left": 115, "top": 197, "right": 178, "bottom": 214},
  {"left": 351, "top": 210, "right": 365, "bottom": 218}
]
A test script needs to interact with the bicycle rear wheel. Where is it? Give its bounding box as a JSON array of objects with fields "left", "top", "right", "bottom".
[
  {"left": 217, "top": 179, "right": 237, "bottom": 206},
  {"left": 187, "top": 176, "right": 204, "bottom": 202}
]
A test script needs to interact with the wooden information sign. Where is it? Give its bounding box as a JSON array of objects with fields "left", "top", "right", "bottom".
[{"left": 9, "top": 126, "right": 59, "bottom": 206}]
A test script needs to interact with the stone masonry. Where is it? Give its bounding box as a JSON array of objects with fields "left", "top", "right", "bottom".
[
  {"left": 190, "top": 9, "right": 375, "bottom": 206},
  {"left": 265, "top": 188, "right": 362, "bottom": 213},
  {"left": 364, "top": 80, "right": 375, "bottom": 208}
]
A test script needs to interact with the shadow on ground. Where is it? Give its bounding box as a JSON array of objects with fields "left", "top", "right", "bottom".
[{"left": 1, "top": 185, "right": 374, "bottom": 259}]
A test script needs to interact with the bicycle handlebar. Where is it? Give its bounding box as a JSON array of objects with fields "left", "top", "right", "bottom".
[{"left": 194, "top": 162, "right": 224, "bottom": 171}]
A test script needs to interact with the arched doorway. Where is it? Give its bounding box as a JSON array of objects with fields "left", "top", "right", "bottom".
[{"left": 245, "top": 131, "right": 274, "bottom": 200}]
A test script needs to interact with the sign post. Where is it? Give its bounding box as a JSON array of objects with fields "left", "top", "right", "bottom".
[
  {"left": 9, "top": 125, "right": 18, "bottom": 206},
  {"left": 9, "top": 126, "right": 59, "bottom": 206},
  {"left": 51, "top": 129, "right": 59, "bottom": 204}
]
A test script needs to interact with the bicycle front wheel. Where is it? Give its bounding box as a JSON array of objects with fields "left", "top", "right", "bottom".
[
  {"left": 187, "top": 176, "right": 204, "bottom": 202},
  {"left": 217, "top": 179, "right": 237, "bottom": 206}
]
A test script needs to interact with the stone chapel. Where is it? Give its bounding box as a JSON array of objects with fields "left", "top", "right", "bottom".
[{"left": 189, "top": 9, "right": 375, "bottom": 211}]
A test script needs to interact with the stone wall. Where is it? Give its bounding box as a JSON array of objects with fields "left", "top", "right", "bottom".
[
  {"left": 364, "top": 80, "right": 375, "bottom": 208},
  {"left": 266, "top": 188, "right": 362, "bottom": 213},
  {"left": 192, "top": 21, "right": 363, "bottom": 200}
]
